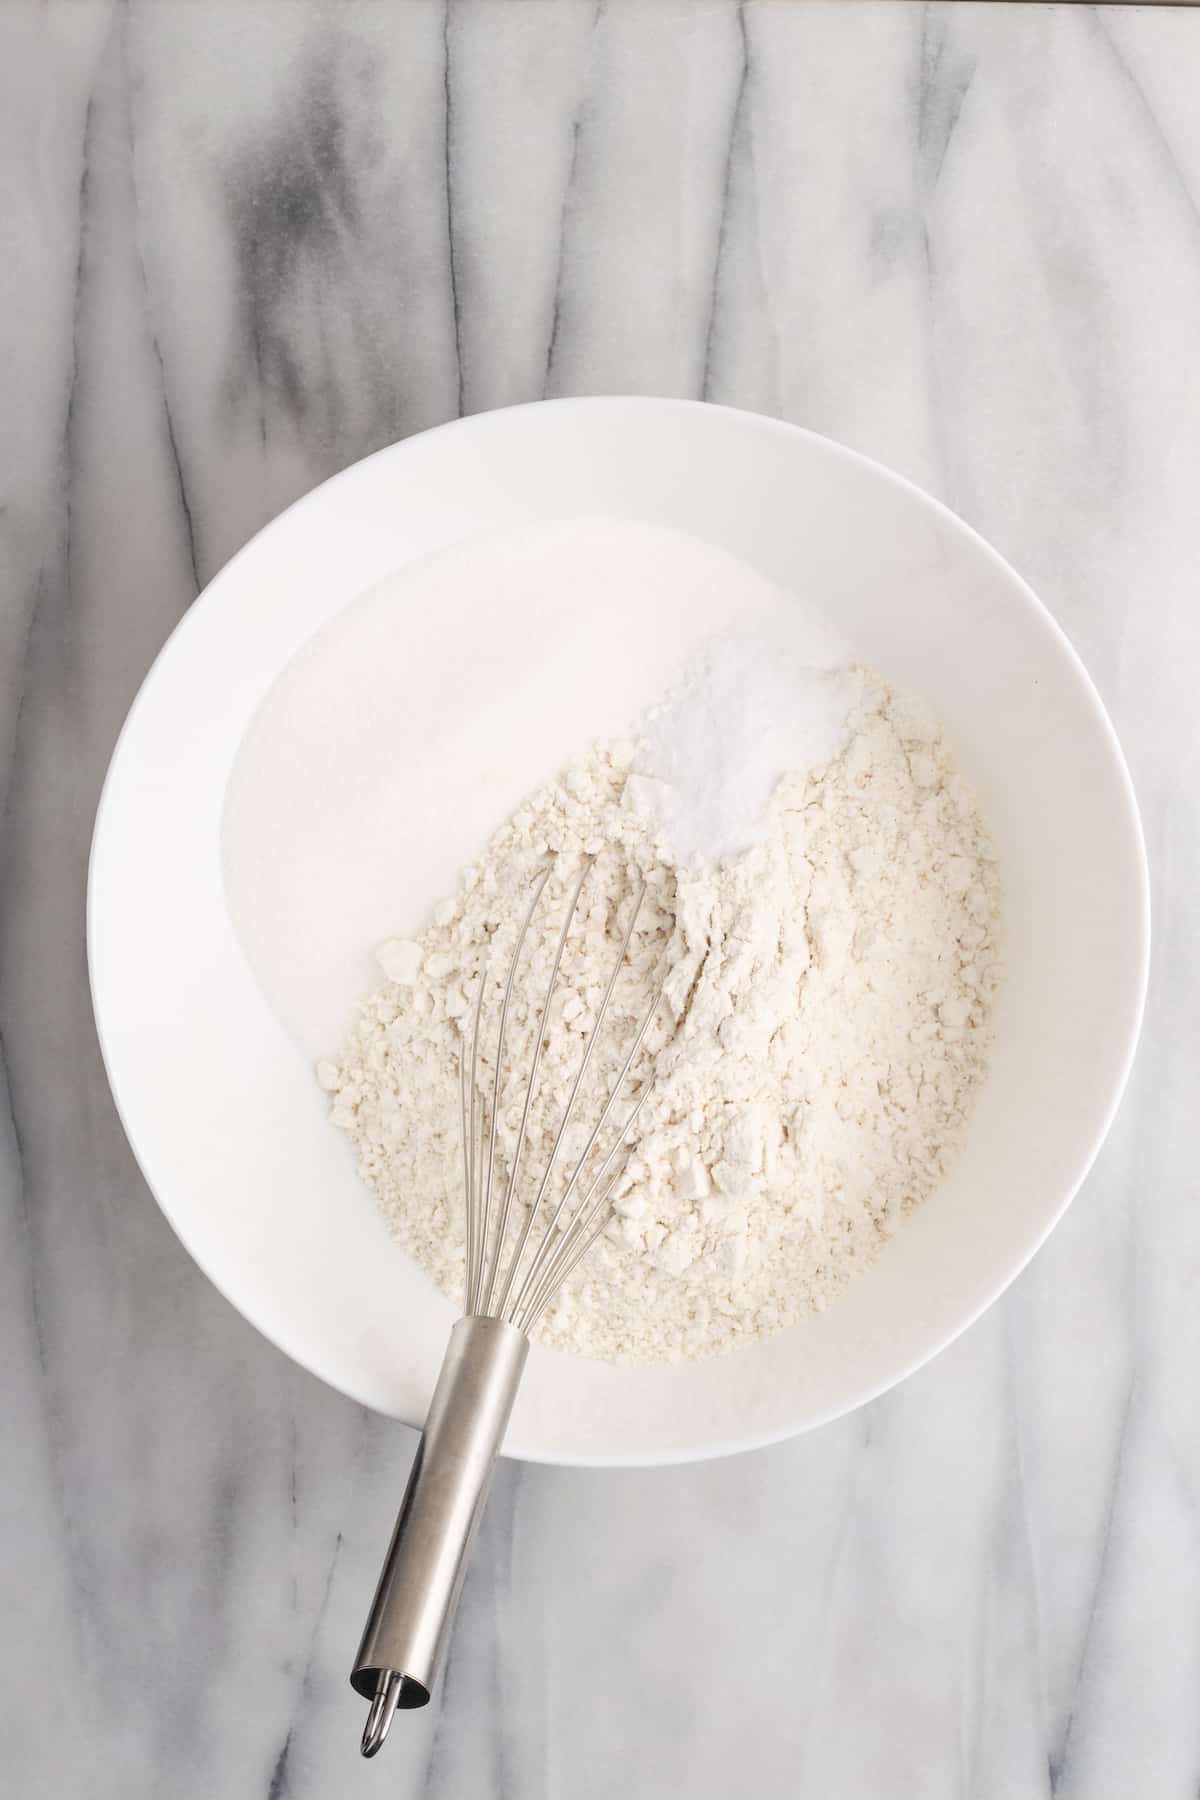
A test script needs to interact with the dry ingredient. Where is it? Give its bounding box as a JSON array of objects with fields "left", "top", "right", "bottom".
[
  {"left": 324, "top": 652, "right": 1002, "bottom": 1365},
  {"left": 632, "top": 622, "right": 860, "bottom": 860}
]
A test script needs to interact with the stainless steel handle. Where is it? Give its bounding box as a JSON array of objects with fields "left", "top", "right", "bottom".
[{"left": 350, "top": 1313, "right": 529, "bottom": 1755}]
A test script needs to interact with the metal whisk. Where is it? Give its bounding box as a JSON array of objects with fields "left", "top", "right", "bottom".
[{"left": 351, "top": 859, "right": 664, "bottom": 1756}]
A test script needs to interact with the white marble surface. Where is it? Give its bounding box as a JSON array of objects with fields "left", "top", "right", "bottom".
[{"left": 3, "top": 1, "right": 1199, "bottom": 1793}]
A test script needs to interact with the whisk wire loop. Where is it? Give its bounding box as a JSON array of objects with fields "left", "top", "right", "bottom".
[
  {"left": 513, "top": 996, "right": 661, "bottom": 1331},
  {"left": 473, "top": 864, "right": 552, "bottom": 1313},
  {"left": 459, "top": 859, "right": 662, "bottom": 1333},
  {"left": 492, "top": 878, "right": 647, "bottom": 1322},
  {"left": 480, "top": 858, "right": 594, "bottom": 1316},
  {"left": 460, "top": 952, "right": 487, "bottom": 1312}
]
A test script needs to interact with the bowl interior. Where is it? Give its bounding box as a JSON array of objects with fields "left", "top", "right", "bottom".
[{"left": 88, "top": 399, "right": 1148, "bottom": 1465}]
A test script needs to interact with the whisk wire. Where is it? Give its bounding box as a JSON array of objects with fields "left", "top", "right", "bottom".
[
  {"left": 511, "top": 1003, "right": 660, "bottom": 1331},
  {"left": 460, "top": 859, "right": 666, "bottom": 1333},
  {"left": 522, "top": 1161, "right": 635, "bottom": 1333},
  {"left": 480, "top": 859, "right": 593, "bottom": 1317},
  {"left": 462, "top": 942, "right": 491, "bottom": 1312},
  {"left": 492, "top": 879, "right": 647, "bottom": 1322},
  {"left": 505, "top": 973, "right": 661, "bottom": 1329},
  {"left": 474, "top": 864, "right": 552, "bottom": 1313}
]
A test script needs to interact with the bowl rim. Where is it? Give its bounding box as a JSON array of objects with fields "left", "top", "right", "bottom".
[{"left": 88, "top": 395, "right": 1151, "bottom": 1466}]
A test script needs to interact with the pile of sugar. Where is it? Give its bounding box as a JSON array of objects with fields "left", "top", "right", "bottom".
[{"left": 324, "top": 664, "right": 1002, "bottom": 1364}]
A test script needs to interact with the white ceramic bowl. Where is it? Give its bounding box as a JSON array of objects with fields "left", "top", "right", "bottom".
[{"left": 88, "top": 399, "right": 1149, "bottom": 1466}]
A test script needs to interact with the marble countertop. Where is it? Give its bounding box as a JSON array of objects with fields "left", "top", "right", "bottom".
[{"left": 3, "top": 2, "right": 1199, "bottom": 1794}]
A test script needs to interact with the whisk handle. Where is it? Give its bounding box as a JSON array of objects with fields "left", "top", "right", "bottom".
[{"left": 350, "top": 1314, "right": 528, "bottom": 1753}]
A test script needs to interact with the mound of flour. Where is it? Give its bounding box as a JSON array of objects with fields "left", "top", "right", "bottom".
[{"left": 324, "top": 666, "right": 1001, "bottom": 1364}]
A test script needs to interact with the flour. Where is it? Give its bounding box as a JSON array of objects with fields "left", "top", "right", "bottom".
[{"left": 326, "top": 663, "right": 1002, "bottom": 1364}]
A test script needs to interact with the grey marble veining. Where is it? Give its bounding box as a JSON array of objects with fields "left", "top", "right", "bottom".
[{"left": 3, "top": 2, "right": 1199, "bottom": 1794}]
